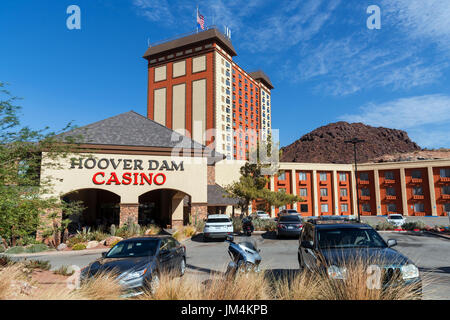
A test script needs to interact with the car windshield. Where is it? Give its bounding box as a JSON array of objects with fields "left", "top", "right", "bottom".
[
  {"left": 318, "top": 228, "right": 387, "bottom": 249},
  {"left": 106, "top": 239, "right": 159, "bottom": 258},
  {"left": 207, "top": 218, "right": 230, "bottom": 223},
  {"left": 280, "top": 215, "right": 302, "bottom": 222},
  {"left": 388, "top": 216, "right": 403, "bottom": 220}
]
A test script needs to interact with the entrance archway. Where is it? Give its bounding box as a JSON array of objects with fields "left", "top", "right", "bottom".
[
  {"left": 138, "top": 189, "right": 191, "bottom": 228},
  {"left": 62, "top": 189, "right": 121, "bottom": 232}
]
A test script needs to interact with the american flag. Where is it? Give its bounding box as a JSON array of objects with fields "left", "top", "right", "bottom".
[{"left": 197, "top": 10, "right": 205, "bottom": 30}]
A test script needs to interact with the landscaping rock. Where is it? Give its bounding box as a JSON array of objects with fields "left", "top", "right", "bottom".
[
  {"left": 56, "top": 243, "right": 67, "bottom": 251},
  {"left": 104, "top": 236, "right": 123, "bottom": 247},
  {"left": 86, "top": 240, "right": 99, "bottom": 249}
]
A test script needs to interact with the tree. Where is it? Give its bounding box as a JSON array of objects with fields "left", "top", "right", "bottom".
[
  {"left": 0, "top": 82, "right": 83, "bottom": 247},
  {"left": 226, "top": 162, "right": 303, "bottom": 216}
]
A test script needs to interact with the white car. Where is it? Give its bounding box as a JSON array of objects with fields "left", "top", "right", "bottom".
[
  {"left": 253, "top": 211, "right": 271, "bottom": 220},
  {"left": 203, "top": 214, "right": 233, "bottom": 241},
  {"left": 386, "top": 214, "right": 406, "bottom": 227}
]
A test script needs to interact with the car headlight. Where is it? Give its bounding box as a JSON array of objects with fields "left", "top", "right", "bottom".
[
  {"left": 119, "top": 268, "right": 148, "bottom": 281},
  {"left": 327, "top": 265, "right": 347, "bottom": 280},
  {"left": 401, "top": 264, "right": 419, "bottom": 280}
]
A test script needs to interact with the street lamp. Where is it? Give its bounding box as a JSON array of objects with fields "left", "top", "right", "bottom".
[{"left": 345, "top": 138, "right": 365, "bottom": 222}]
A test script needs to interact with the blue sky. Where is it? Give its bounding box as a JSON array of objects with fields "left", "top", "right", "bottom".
[{"left": 1, "top": 0, "right": 449, "bottom": 148}]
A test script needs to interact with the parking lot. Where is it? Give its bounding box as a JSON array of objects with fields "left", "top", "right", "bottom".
[{"left": 9, "top": 231, "right": 450, "bottom": 300}]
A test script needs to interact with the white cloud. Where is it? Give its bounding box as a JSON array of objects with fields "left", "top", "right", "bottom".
[
  {"left": 132, "top": 0, "right": 174, "bottom": 24},
  {"left": 382, "top": 0, "right": 450, "bottom": 50},
  {"left": 339, "top": 94, "right": 450, "bottom": 148}
]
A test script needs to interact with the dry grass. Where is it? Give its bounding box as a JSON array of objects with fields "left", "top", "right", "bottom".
[{"left": 0, "top": 258, "right": 425, "bottom": 300}]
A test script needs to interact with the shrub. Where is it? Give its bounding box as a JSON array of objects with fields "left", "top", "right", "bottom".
[
  {"left": 402, "top": 221, "right": 426, "bottom": 231},
  {"left": 72, "top": 243, "right": 86, "bottom": 251},
  {"left": 5, "top": 246, "right": 25, "bottom": 254},
  {"left": 182, "top": 225, "right": 197, "bottom": 238},
  {"left": 25, "top": 259, "right": 51, "bottom": 270},
  {"left": 172, "top": 231, "right": 181, "bottom": 241},
  {"left": 53, "top": 265, "right": 75, "bottom": 276},
  {"left": 144, "top": 224, "right": 161, "bottom": 235},
  {"left": 375, "top": 221, "right": 396, "bottom": 231},
  {"left": 66, "top": 235, "right": 85, "bottom": 247},
  {"left": 253, "top": 219, "right": 277, "bottom": 231},
  {"left": 25, "top": 244, "right": 49, "bottom": 253}
]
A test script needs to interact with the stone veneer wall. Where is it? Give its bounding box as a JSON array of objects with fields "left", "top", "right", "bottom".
[
  {"left": 119, "top": 203, "right": 139, "bottom": 226},
  {"left": 207, "top": 165, "right": 216, "bottom": 185}
]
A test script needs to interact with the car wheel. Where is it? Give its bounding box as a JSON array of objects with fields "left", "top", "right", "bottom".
[
  {"left": 179, "top": 258, "right": 186, "bottom": 277},
  {"left": 149, "top": 272, "right": 160, "bottom": 295}
]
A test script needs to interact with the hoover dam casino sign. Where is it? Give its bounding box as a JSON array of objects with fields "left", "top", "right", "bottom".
[{"left": 69, "top": 157, "right": 185, "bottom": 186}]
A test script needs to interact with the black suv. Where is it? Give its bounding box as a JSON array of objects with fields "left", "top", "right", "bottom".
[{"left": 298, "top": 219, "right": 421, "bottom": 290}]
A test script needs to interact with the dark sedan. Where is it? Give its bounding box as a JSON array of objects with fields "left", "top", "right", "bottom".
[
  {"left": 276, "top": 215, "right": 303, "bottom": 238},
  {"left": 298, "top": 221, "right": 421, "bottom": 293},
  {"left": 80, "top": 235, "right": 186, "bottom": 297}
]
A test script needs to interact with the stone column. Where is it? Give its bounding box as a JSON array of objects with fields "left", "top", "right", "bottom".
[
  {"left": 171, "top": 191, "right": 185, "bottom": 229},
  {"left": 291, "top": 169, "right": 298, "bottom": 211},
  {"left": 119, "top": 203, "right": 139, "bottom": 226},
  {"left": 427, "top": 166, "right": 438, "bottom": 216},
  {"left": 191, "top": 203, "right": 208, "bottom": 221},
  {"left": 374, "top": 169, "right": 382, "bottom": 215},
  {"left": 400, "top": 168, "right": 409, "bottom": 216},
  {"left": 37, "top": 208, "right": 63, "bottom": 244},
  {"left": 312, "top": 170, "right": 319, "bottom": 216},
  {"left": 332, "top": 170, "right": 339, "bottom": 215}
]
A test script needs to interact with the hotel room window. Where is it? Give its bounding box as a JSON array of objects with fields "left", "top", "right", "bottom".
[
  {"left": 299, "top": 172, "right": 307, "bottom": 181},
  {"left": 320, "top": 188, "right": 328, "bottom": 196},
  {"left": 321, "top": 204, "right": 329, "bottom": 213},
  {"left": 320, "top": 172, "right": 327, "bottom": 181}
]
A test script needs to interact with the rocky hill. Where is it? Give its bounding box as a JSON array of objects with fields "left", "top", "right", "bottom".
[{"left": 280, "top": 122, "right": 422, "bottom": 164}]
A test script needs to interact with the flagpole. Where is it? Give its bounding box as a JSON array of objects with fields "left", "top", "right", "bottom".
[{"left": 196, "top": 5, "right": 199, "bottom": 33}]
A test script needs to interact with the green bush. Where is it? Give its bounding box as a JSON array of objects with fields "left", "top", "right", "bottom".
[
  {"left": 5, "top": 246, "right": 25, "bottom": 254},
  {"left": 72, "top": 243, "right": 86, "bottom": 251},
  {"left": 253, "top": 218, "right": 277, "bottom": 231},
  {"left": 402, "top": 221, "right": 426, "bottom": 231},
  {"left": 67, "top": 235, "right": 86, "bottom": 247},
  {"left": 0, "top": 245, "right": 5, "bottom": 253},
  {"left": 375, "top": 221, "right": 396, "bottom": 231},
  {"left": 25, "top": 243, "right": 49, "bottom": 253}
]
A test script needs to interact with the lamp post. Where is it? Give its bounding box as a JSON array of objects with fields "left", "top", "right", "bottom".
[{"left": 345, "top": 138, "right": 365, "bottom": 222}]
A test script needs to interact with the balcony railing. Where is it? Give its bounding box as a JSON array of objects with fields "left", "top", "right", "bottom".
[
  {"left": 411, "top": 178, "right": 423, "bottom": 184},
  {"left": 360, "top": 196, "right": 371, "bottom": 201},
  {"left": 384, "top": 179, "right": 396, "bottom": 184},
  {"left": 412, "top": 194, "right": 425, "bottom": 200},
  {"left": 413, "top": 212, "right": 426, "bottom": 216},
  {"left": 440, "top": 177, "right": 450, "bottom": 183},
  {"left": 385, "top": 195, "right": 397, "bottom": 200},
  {"left": 359, "top": 180, "right": 370, "bottom": 185},
  {"left": 442, "top": 194, "right": 450, "bottom": 200}
]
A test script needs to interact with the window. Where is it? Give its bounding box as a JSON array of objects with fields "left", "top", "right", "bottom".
[
  {"left": 414, "top": 203, "right": 424, "bottom": 212},
  {"left": 386, "top": 187, "right": 396, "bottom": 196},
  {"left": 361, "top": 188, "right": 370, "bottom": 196},
  {"left": 339, "top": 173, "right": 347, "bottom": 181},
  {"left": 360, "top": 172, "right": 369, "bottom": 181},
  {"left": 278, "top": 171, "right": 286, "bottom": 181},
  {"left": 300, "top": 204, "right": 308, "bottom": 213},
  {"left": 299, "top": 172, "right": 307, "bottom": 181},
  {"left": 300, "top": 188, "right": 307, "bottom": 197},
  {"left": 440, "top": 168, "right": 450, "bottom": 178},
  {"left": 413, "top": 186, "right": 423, "bottom": 195},
  {"left": 341, "top": 204, "right": 348, "bottom": 212},
  {"left": 443, "top": 185, "right": 450, "bottom": 195},
  {"left": 387, "top": 203, "right": 397, "bottom": 212},
  {"left": 321, "top": 204, "right": 329, "bottom": 213},
  {"left": 384, "top": 171, "right": 394, "bottom": 180},
  {"left": 319, "top": 172, "right": 327, "bottom": 181},
  {"left": 362, "top": 203, "right": 371, "bottom": 212},
  {"left": 412, "top": 170, "right": 422, "bottom": 179},
  {"left": 320, "top": 188, "right": 328, "bottom": 196},
  {"left": 340, "top": 188, "right": 347, "bottom": 197}
]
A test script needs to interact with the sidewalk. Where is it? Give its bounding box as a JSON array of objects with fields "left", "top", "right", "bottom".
[{"left": 4, "top": 247, "right": 109, "bottom": 258}]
